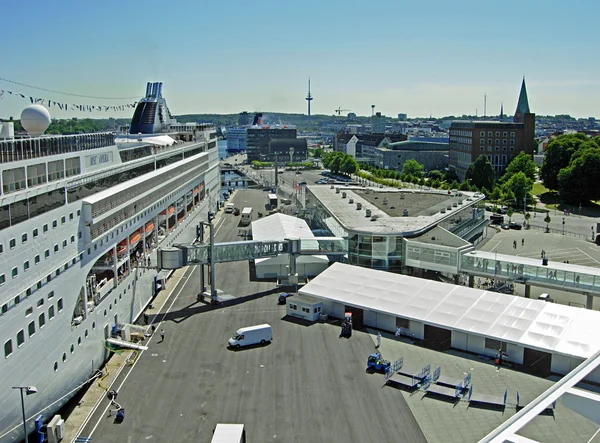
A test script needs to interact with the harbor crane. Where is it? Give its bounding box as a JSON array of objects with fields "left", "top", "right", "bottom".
[{"left": 335, "top": 107, "right": 351, "bottom": 116}]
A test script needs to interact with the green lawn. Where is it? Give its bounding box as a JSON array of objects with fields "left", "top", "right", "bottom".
[{"left": 532, "top": 182, "right": 549, "bottom": 195}]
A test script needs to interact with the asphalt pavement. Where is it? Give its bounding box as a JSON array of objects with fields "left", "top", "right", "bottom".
[{"left": 76, "top": 189, "right": 427, "bottom": 443}]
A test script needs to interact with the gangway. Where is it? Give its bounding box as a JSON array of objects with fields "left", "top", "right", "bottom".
[
  {"left": 461, "top": 250, "right": 600, "bottom": 309},
  {"left": 157, "top": 225, "right": 347, "bottom": 303}
]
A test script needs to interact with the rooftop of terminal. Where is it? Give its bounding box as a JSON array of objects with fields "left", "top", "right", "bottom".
[{"left": 306, "top": 184, "right": 485, "bottom": 236}]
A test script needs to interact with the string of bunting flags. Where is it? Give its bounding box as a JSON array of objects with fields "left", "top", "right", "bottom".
[{"left": 0, "top": 88, "right": 138, "bottom": 112}]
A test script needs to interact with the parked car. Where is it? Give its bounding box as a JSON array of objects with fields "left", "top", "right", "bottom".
[
  {"left": 501, "top": 223, "right": 511, "bottom": 230},
  {"left": 299, "top": 181, "right": 307, "bottom": 185},
  {"left": 509, "top": 222, "right": 522, "bottom": 230},
  {"left": 278, "top": 292, "right": 293, "bottom": 304},
  {"left": 233, "top": 207, "right": 240, "bottom": 216}
]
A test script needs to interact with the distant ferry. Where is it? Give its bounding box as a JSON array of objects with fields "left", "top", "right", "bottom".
[{"left": 0, "top": 82, "right": 220, "bottom": 442}]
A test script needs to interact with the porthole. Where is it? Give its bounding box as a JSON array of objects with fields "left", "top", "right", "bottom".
[
  {"left": 78, "top": 337, "right": 81, "bottom": 345},
  {"left": 70, "top": 344, "right": 74, "bottom": 353},
  {"left": 85, "top": 329, "right": 89, "bottom": 338},
  {"left": 54, "top": 362, "right": 58, "bottom": 371},
  {"left": 62, "top": 353, "right": 66, "bottom": 362}
]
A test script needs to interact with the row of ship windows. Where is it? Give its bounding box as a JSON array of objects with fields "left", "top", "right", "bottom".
[
  {"left": 4, "top": 296, "right": 63, "bottom": 358},
  {"left": 0, "top": 232, "right": 82, "bottom": 285},
  {"left": 4, "top": 292, "right": 124, "bottom": 361},
  {"left": 1, "top": 252, "right": 83, "bottom": 315},
  {"left": 0, "top": 209, "right": 81, "bottom": 255}
]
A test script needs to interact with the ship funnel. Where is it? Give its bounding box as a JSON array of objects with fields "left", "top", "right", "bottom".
[
  {"left": 145, "top": 82, "right": 152, "bottom": 97},
  {"left": 157, "top": 82, "right": 163, "bottom": 97}
]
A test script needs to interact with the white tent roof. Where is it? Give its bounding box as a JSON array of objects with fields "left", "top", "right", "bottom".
[
  {"left": 115, "top": 134, "right": 176, "bottom": 146},
  {"left": 252, "top": 213, "right": 315, "bottom": 241},
  {"left": 299, "top": 263, "right": 600, "bottom": 359}
]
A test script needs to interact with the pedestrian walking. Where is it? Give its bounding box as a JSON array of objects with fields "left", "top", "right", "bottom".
[
  {"left": 376, "top": 332, "right": 381, "bottom": 349},
  {"left": 521, "top": 238, "right": 524, "bottom": 246},
  {"left": 160, "top": 329, "right": 165, "bottom": 343}
]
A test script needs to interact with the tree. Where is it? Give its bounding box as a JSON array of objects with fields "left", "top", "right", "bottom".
[
  {"left": 490, "top": 186, "right": 503, "bottom": 201},
  {"left": 507, "top": 207, "right": 514, "bottom": 222},
  {"left": 340, "top": 155, "right": 359, "bottom": 175},
  {"left": 401, "top": 159, "right": 424, "bottom": 178},
  {"left": 540, "top": 133, "right": 588, "bottom": 190},
  {"left": 558, "top": 147, "right": 600, "bottom": 204},
  {"left": 503, "top": 152, "right": 537, "bottom": 182},
  {"left": 427, "top": 170, "right": 444, "bottom": 181},
  {"left": 467, "top": 155, "right": 495, "bottom": 191},
  {"left": 503, "top": 171, "right": 533, "bottom": 206}
]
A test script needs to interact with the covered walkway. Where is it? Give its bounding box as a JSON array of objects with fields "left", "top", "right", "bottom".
[{"left": 461, "top": 250, "right": 600, "bottom": 309}]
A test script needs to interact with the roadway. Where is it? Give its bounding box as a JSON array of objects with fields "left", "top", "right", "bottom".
[{"left": 77, "top": 189, "right": 426, "bottom": 443}]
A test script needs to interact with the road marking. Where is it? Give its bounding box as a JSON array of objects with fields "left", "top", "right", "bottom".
[
  {"left": 577, "top": 247, "right": 600, "bottom": 266},
  {"left": 490, "top": 241, "right": 501, "bottom": 252}
]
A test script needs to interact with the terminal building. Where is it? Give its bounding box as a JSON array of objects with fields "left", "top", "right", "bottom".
[{"left": 300, "top": 183, "right": 486, "bottom": 274}]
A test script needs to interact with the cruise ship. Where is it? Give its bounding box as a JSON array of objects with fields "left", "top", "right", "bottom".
[{"left": 0, "top": 82, "right": 220, "bottom": 442}]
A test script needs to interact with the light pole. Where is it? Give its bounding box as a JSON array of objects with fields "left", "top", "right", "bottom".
[
  {"left": 12, "top": 386, "right": 37, "bottom": 443},
  {"left": 562, "top": 217, "right": 565, "bottom": 235}
]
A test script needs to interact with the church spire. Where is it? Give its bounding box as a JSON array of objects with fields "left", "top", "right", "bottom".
[{"left": 513, "top": 77, "right": 530, "bottom": 123}]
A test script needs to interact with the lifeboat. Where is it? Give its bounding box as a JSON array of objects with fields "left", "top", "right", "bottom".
[
  {"left": 158, "top": 206, "right": 175, "bottom": 222},
  {"left": 145, "top": 221, "right": 154, "bottom": 234},
  {"left": 111, "top": 239, "right": 127, "bottom": 258},
  {"left": 129, "top": 229, "right": 142, "bottom": 248}
]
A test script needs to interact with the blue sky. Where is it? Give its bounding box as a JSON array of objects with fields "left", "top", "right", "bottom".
[{"left": 1, "top": 0, "right": 598, "bottom": 120}]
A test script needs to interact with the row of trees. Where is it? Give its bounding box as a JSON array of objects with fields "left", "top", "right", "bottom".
[
  {"left": 465, "top": 151, "right": 537, "bottom": 207},
  {"left": 540, "top": 133, "right": 600, "bottom": 204},
  {"left": 322, "top": 152, "right": 359, "bottom": 175}
]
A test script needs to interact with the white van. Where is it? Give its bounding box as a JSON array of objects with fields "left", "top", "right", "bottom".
[
  {"left": 211, "top": 424, "right": 246, "bottom": 443},
  {"left": 228, "top": 324, "right": 272, "bottom": 348},
  {"left": 538, "top": 293, "right": 554, "bottom": 302},
  {"left": 225, "top": 203, "right": 235, "bottom": 213}
]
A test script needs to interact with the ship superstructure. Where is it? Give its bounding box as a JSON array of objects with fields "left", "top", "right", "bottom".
[{"left": 0, "top": 82, "right": 220, "bottom": 442}]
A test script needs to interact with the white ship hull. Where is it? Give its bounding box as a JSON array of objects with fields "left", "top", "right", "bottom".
[{"left": 0, "top": 102, "right": 220, "bottom": 442}]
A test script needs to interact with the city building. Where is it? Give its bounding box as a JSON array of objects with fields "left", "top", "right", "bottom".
[
  {"left": 448, "top": 79, "right": 535, "bottom": 181},
  {"left": 333, "top": 133, "right": 407, "bottom": 163},
  {"left": 268, "top": 138, "right": 308, "bottom": 163},
  {"left": 398, "top": 113, "right": 408, "bottom": 121},
  {"left": 238, "top": 111, "right": 252, "bottom": 126},
  {"left": 246, "top": 126, "right": 297, "bottom": 162},
  {"left": 373, "top": 140, "right": 449, "bottom": 172}
]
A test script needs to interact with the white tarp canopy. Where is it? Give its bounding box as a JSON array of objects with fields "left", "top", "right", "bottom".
[
  {"left": 115, "top": 134, "right": 176, "bottom": 146},
  {"left": 299, "top": 263, "right": 600, "bottom": 359},
  {"left": 252, "top": 213, "right": 327, "bottom": 264},
  {"left": 252, "top": 213, "right": 315, "bottom": 241}
]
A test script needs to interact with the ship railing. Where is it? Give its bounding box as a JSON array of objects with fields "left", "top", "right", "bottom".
[{"left": 0, "top": 132, "right": 115, "bottom": 164}]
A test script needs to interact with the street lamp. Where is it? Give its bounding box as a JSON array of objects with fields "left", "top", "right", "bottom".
[
  {"left": 12, "top": 386, "right": 37, "bottom": 443},
  {"left": 562, "top": 217, "right": 565, "bottom": 235}
]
